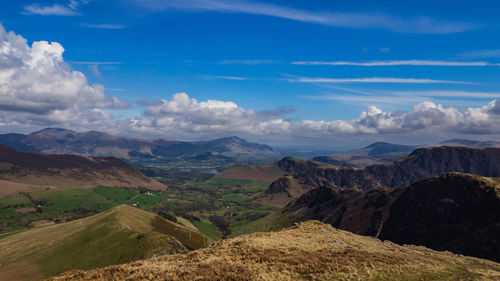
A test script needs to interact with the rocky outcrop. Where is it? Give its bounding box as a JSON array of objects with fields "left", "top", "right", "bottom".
[
  {"left": 279, "top": 173, "right": 500, "bottom": 262},
  {"left": 275, "top": 146, "right": 500, "bottom": 192}
]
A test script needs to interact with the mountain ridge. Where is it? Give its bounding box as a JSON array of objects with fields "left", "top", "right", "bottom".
[
  {"left": 49, "top": 220, "right": 500, "bottom": 281},
  {"left": 0, "top": 205, "right": 209, "bottom": 281},
  {"left": 276, "top": 173, "right": 500, "bottom": 262},
  {"left": 0, "top": 143, "right": 165, "bottom": 190},
  {"left": 0, "top": 128, "right": 279, "bottom": 166}
]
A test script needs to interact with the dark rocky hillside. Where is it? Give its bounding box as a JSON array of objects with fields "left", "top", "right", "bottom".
[
  {"left": 278, "top": 173, "right": 500, "bottom": 262},
  {"left": 0, "top": 143, "right": 165, "bottom": 189},
  {"left": 276, "top": 146, "right": 500, "bottom": 191}
]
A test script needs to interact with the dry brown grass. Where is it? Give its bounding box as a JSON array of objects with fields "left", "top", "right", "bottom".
[
  {"left": 0, "top": 179, "right": 30, "bottom": 198},
  {"left": 50, "top": 221, "right": 500, "bottom": 281},
  {"left": 214, "top": 164, "right": 284, "bottom": 183}
]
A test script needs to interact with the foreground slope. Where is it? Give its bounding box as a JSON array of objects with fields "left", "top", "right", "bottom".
[
  {"left": 51, "top": 221, "right": 500, "bottom": 281},
  {"left": 0, "top": 205, "right": 209, "bottom": 281},
  {"left": 277, "top": 173, "right": 500, "bottom": 262},
  {"left": 0, "top": 144, "right": 164, "bottom": 190}
]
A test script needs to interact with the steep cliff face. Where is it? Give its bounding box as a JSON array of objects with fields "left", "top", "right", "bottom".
[
  {"left": 275, "top": 146, "right": 500, "bottom": 192},
  {"left": 278, "top": 173, "right": 500, "bottom": 262},
  {"left": 281, "top": 187, "right": 403, "bottom": 236},
  {"left": 379, "top": 173, "right": 500, "bottom": 262}
]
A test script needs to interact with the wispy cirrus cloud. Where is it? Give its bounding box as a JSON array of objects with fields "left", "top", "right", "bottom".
[
  {"left": 22, "top": 0, "right": 90, "bottom": 16},
  {"left": 202, "top": 75, "right": 247, "bottom": 81},
  {"left": 460, "top": 49, "right": 500, "bottom": 58},
  {"left": 81, "top": 24, "right": 127, "bottom": 29},
  {"left": 70, "top": 61, "right": 122, "bottom": 78},
  {"left": 288, "top": 77, "right": 472, "bottom": 84},
  {"left": 70, "top": 61, "right": 122, "bottom": 65},
  {"left": 304, "top": 91, "right": 500, "bottom": 107},
  {"left": 292, "top": 60, "right": 499, "bottom": 67},
  {"left": 130, "top": 0, "right": 476, "bottom": 34},
  {"left": 218, "top": 59, "right": 279, "bottom": 65}
]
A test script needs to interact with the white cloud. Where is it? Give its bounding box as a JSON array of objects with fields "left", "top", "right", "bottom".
[
  {"left": 292, "top": 60, "right": 497, "bottom": 67},
  {"left": 22, "top": 4, "right": 79, "bottom": 16},
  {"left": 379, "top": 47, "right": 390, "bottom": 53},
  {"left": 0, "top": 23, "right": 129, "bottom": 129},
  {"left": 460, "top": 49, "right": 500, "bottom": 58},
  {"left": 131, "top": 0, "right": 475, "bottom": 34},
  {"left": 21, "top": 0, "right": 91, "bottom": 16},
  {"left": 288, "top": 77, "right": 471, "bottom": 84},
  {"left": 127, "top": 92, "right": 500, "bottom": 142},
  {"left": 218, "top": 59, "right": 278, "bottom": 65},
  {"left": 202, "top": 76, "right": 247, "bottom": 81},
  {"left": 127, "top": 93, "right": 286, "bottom": 137},
  {"left": 81, "top": 24, "right": 127, "bottom": 29}
]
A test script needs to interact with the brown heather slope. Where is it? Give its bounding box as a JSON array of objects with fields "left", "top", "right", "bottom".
[
  {"left": 277, "top": 173, "right": 500, "bottom": 262},
  {"left": 50, "top": 220, "right": 500, "bottom": 281},
  {"left": 0, "top": 144, "right": 165, "bottom": 191},
  {"left": 257, "top": 146, "right": 500, "bottom": 207},
  {"left": 0, "top": 205, "right": 209, "bottom": 281},
  {"left": 213, "top": 164, "right": 284, "bottom": 183}
]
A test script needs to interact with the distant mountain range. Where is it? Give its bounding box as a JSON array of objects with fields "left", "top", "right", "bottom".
[
  {"left": 313, "top": 139, "right": 500, "bottom": 167},
  {"left": 0, "top": 143, "right": 164, "bottom": 190},
  {"left": 437, "top": 138, "right": 500, "bottom": 147},
  {"left": 0, "top": 128, "right": 280, "bottom": 166}
]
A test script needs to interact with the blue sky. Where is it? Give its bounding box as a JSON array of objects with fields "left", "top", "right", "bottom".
[{"left": 0, "top": 0, "right": 500, "bottom": 148}]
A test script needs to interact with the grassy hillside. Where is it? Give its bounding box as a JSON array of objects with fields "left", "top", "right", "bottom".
[
  {"left": 0, "top": 205, "right": 209, "bottom": 281},
  {"left": 0, "top": 185, "right": 171, "bottom": 234},
  {"left": 51, "top": 221, "right": 500, "bottom": 281},
  {"left": 0, "top": 144, "right": 165, "bottom": 190}
]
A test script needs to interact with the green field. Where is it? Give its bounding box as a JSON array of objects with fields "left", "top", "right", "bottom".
[
  {"left": 0, "top": 186, "right": 167, "bottom": 234},
  {"left": 0, "top": 173, "right": 278, "bottom": 241},
  {"left": 195, "top": 178, "right": 269, "bottom": 192},
  {"left": 0, "top": 205, "right": 209, "bottom": 280}
]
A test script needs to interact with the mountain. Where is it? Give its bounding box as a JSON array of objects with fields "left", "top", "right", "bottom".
[
  {"left": 314, "top": 140, "right": 500, "bottom": 168},
  {"left": 49, "top": 220, "right": 500, "bottom": 281},
  {"left": 276, "top": 173, "right": 500, "bottom": 262},
  {"left": 312, "top": 153, "right": 407, "bottom": 168},
  {"left": 438, "top": 139, "right": 500, "bottom": 148},
  {"left": 0, "top": 205, "right": 210, "bottom": 281},
  {"left": 311, "top": 142, "right": 418, "bottom": 168},
  {"left": 0, "top": 129, "right": 279, "bottom": 165},
  {"left": 195, "top": 136, "right": 275, "bottom": 154},
  {"left": 281, "top": 146, "right": 499, "bottom": 190},
  {"left": 340, "top": 142, "right": 419, "bottom": 156},
  {"left": 0, "top": 143, "right": 165, "bottom": 190}
]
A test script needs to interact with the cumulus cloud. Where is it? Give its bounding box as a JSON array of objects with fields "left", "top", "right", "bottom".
[
  {"left": 127, "top": 93, "right": 290, "bottom": 137},
  {"left": 126, "top": 92, "right": 500, "bottom": 141},
  {"left": 0, "top": 23, "right": 129, "bottom": 130}
]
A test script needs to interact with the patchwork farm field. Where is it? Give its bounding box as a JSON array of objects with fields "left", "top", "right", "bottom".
[{"left": 0, "top": 174, "right": 277, "bottom": 240}]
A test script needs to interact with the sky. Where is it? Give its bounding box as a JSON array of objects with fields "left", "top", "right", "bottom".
[{"left": 0, "top": 0, "right": 500, "bottom": 149}]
